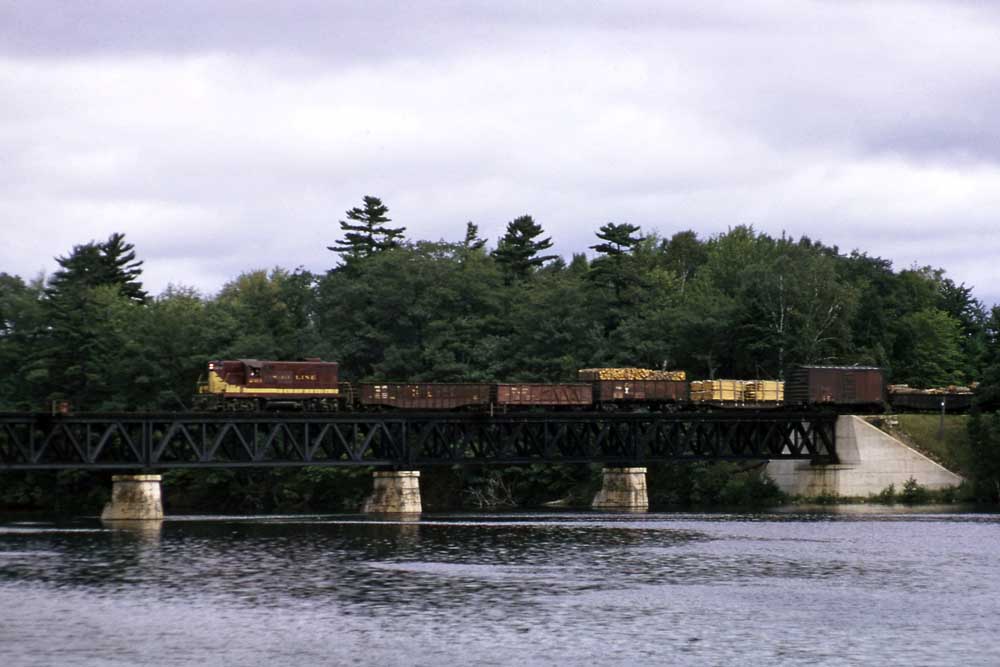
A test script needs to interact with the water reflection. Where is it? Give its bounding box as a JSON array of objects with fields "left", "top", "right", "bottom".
[
  {"left": 0, "top": 510, "right": 999, "bottom": 666},
  {"left": 102, "top": 519, "right": 164, "bottom": 544}
]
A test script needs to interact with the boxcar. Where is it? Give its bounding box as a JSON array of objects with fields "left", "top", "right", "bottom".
[
  {"left": 592, "top": 380, "right": 688, "bottom": 405},
  {"left": 359, "top": 383, "right": 491, "bottom": 410},
  {"left": 785, "top": 366, "right": 885, "bottom": 408},
  {"left": 495, "top": 383, "right": 593, "bottom": 407}
]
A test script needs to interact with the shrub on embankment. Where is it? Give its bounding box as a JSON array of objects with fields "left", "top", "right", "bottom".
[
  {"left": 873, "top": 411, "right": 1000, "bottom": 504},
  {"left": 646, "top": 462, "right": 786, "bottom": 508}
]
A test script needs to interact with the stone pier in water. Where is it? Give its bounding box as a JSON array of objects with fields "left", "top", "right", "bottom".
[
  {"left": 592, "top": 466, "right": 648, "bottom": 511},
  {"left": 363, "top": 470, "right": 422, "bottom": 514},
  {"left": 101, "top": 474, "right": 164, "bottom": 520}
]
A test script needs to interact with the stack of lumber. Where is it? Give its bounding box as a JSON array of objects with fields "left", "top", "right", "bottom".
[
  {"left": 888, "top": 384, "right": 974, "bottom": 395},
  {"left": 690, "top": 380, "right": 744, "bottom": 402},
  {"left": 744, "top": 380, "right": 784, "bottom": 403},
  {"left": 578, "top": 368, "right": 686, "bottom": 381}
]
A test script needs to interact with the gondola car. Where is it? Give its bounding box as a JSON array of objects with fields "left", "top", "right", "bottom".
[
  {"left": 591, "top": 379, "right": 689, "bottom": 410},
  {"left": 358, "top": 382, "right": 490, "bottom": 410},
  {"left": 495, "top": 383, "right": 593, "bottom": 409},
  {"left": 887, "top": 387, "right": 975, "bottom": 413}
]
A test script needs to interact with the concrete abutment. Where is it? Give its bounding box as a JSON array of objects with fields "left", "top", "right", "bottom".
[{"left": 767, "top": 415, "right": 964, "bottom": 497}]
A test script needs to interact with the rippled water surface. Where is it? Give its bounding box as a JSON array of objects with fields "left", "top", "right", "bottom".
[{"left": 1, "top": 507, "right": 999, "bottom": 666}]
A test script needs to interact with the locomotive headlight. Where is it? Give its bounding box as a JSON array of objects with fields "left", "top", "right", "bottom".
[{"left": 208, "top": 363, "right": 215, "bottom": 370}]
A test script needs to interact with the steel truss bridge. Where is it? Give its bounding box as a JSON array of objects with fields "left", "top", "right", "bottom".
[{"left": 0, "top": 411, "right": 838, "bottom": 470}]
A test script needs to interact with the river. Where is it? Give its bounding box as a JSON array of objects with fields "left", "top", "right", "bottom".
[{"left": 1, "top": 507, "right": 998, "bottom": 666}]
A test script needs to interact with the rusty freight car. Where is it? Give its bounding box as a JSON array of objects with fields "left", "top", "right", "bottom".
[
  {"left": 591, "top": 380, "right": 689, "bottom": 407},
  {"left": 785, "top": 366, "right": 885, "bottom": 410},
  {"left": 495, "top": 383, "right": 593, "bottom": 408},
  {"left": 196, "top": 359, "right": 343, "bottom": 411},
  {"left": 359, "top": 383, "right": 491, "bottom": 410}
]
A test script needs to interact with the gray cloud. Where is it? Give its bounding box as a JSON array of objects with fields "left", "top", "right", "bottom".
[
  {"left": 1, "top": 1, "right": 999, "bottom": 306},
  {"left": 0, "top": 2, "right": 757, "bottom": 59}
]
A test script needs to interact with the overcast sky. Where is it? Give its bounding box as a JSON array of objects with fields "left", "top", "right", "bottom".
[{"left": 2, "top": 1, "right": 999, "bottom": 305}]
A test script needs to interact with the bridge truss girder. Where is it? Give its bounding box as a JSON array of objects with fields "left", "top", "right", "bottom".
[{"left": 0, "top": 411, "right": 837, "bottom": 470}]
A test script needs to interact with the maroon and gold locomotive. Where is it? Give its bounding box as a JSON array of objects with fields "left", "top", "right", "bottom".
[{"left": 195, "top": 359, "right": 345, "bottom": 411}]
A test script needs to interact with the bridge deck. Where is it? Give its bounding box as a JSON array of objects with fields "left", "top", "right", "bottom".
[{"left": 0, "top": 411, "right": 837, "bottom": 470}]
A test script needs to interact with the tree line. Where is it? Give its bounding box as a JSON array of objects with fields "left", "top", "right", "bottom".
[
  {"left": 2, "top": 195, "right": 999, "bottom": 503},
  {"left": 1, "top": 195, "right": 997, "bottom": 411}
]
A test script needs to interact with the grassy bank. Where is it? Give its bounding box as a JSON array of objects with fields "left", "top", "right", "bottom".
[{"left": 871, "top": 414, "right": 971, "bottom": 476}]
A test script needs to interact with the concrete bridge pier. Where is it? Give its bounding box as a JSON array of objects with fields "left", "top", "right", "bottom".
[
  {"left": 592, "top": 466, "right": 649, "bottom": 511},
  {"left": 101, "top": 474, "right": 164, "bottom": 521},
  {"left": 363, "top": 470, "right": 422, "bottom": 514}
]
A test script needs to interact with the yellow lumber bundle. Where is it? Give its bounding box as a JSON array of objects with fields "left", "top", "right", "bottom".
[
  {"left": 691, "top": 380, "right": 784, "bottom": 403},
  {"left": 744, "top": 380, "right": 784, "bottom": 403},
  {"left": 690, "top": 380, "right": 744, "bottom": 402},
  {"left": 578, "top": 368, "right": 686, "bottom": 381}
]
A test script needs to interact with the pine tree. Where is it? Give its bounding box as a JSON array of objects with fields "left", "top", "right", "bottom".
[
  {"left": 46, "top": 233, "right": 147, "bottom": 303},
  {"left": 98, "top": 233, "right": 146, "bottom": 302},
  {"left": 30, "top": 233, "right": 147, "bottom": 408},
  {"left": 462, "top": 222, "right": 487, "bottom": 251},
  {"left": 589, "top": 222, "right": 643, "bottom": 298},
  {"left": 328, "top": 196, "right": 406, "bottom": 260},
  {"left": 590, "top": 222, "right": 643, "bottom": 257},
  {"left": 491, "top": 215, "right": 557, "bottom": 282}
]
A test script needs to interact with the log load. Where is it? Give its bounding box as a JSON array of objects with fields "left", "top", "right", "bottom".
[{"left": 578, "top": 368, "right": 686, "bottom": 381}]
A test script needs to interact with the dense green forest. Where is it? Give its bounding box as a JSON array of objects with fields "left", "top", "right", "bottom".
[{"left": 2, "top": 195, "right": 1000, "bottom": 507}]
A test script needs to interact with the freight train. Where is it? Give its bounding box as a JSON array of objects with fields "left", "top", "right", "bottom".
[{"left": 193, "top": 359, "right": 963, "bottom": 413}]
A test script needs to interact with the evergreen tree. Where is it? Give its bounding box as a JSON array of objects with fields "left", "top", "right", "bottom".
[
  {"left": 27, "top": 233, "right": 147, "bottom": 408},
  {"left": 462, "top": 222, "right": 487, "bottom": 252},
  {"left": 589, "top": 222, "right": 644, "bottom": 300},
  {"left": 46, "top": 233, "right": 147, "bottom": 303},
  {"left": 328, "top": 196, "right": 406, "bottom": 260},
  {"left": 99, "top": 232, "right": 147, "bottom": 302},
  {"left": 491, "top": 215, "right": 557, "bottom": 282},
  {"left": 590, "top": 222, "right": 643, "bottom": 257}
]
